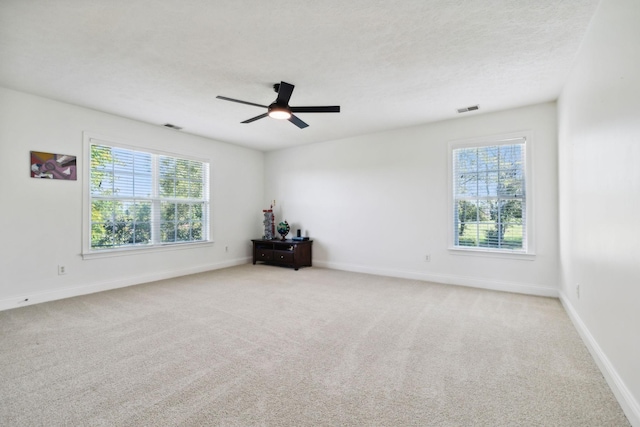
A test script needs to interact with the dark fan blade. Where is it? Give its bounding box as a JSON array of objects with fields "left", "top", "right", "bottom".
[
  {"left": 216, "top": 96, "right": 267, "bottom": 109},
  {"left": 290, "top": 106, "right": 340, "bottom": 113},
  {"left": 275, "top": 81, "right": 295, "bottom": 105},
  {"left": 242, "top": 113, "right": 269, "bottom": 123},
  {"left": 288, "top": 114, "right": 309, "bottom": 129}
]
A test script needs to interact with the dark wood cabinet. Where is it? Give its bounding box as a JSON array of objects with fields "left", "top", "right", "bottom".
[{"left": 251, "top": 239, "right": 313, "bottom": 270}]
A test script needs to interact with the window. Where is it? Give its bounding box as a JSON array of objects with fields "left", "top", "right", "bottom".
[
  {"left": 450, "top": 134, "right": 531, "bottom": 254},
  {"left": 85, "top": 137, "right": 209, "bottom": 255}
]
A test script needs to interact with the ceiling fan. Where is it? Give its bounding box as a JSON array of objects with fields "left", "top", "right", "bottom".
[{"left": 216, "top": 81, "right": 340, "bottom": 129}]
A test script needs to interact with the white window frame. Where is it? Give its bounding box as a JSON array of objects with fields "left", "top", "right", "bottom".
[
  {"left": 82, "top": 133, "right": 212, "bottom": 259},
  {"left": 447, "top": 131, "right": 535, "bottom": 260}
]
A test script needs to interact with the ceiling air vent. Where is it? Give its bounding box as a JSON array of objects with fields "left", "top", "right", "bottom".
[
  {"left": 457, "top": 105, "right": 479, "bottom": 114},
  {"left": 163, "top": 123, "right": 183, "bottom": 130}
]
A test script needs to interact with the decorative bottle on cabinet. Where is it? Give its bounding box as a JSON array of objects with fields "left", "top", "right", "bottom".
[{"left": 263, "top": 210, "right": 274, "bottom": 240}]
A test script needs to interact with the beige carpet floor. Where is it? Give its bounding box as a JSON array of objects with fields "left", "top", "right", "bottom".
[{"left": 0, "top": 265, "right": 630, "bottom": 426}]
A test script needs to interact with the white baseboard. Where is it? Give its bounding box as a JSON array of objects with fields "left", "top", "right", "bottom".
[
  {"left": 3, "top": 258, "right": 555, "bottom": 312},
  {"left": 560, "top": 292, "right": 639, "bottom": 426},
  {"left": 314, "top": 260, "right": 558, "bottom": 297},
  {"left": 0, "top": 257, "right": 251, "bottom": 312}
]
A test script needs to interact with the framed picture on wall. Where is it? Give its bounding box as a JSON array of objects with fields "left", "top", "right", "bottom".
[{"left": 30, "top": 151, "right": 77, "bottom": 180}]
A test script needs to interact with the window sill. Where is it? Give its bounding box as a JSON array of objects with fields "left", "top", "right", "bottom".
[
  {"left": 448, "top": 247, "right": 536, "bottom": 261},
  {"left": 82, "top": 240, "right": 214, "bottom": 260}
]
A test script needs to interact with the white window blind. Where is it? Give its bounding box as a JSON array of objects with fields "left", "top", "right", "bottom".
[
  {"left": 89, "top": 141, "right": 209, "bottom": 251},
  {"left": 452, "top": 138, "right": 526, "bottom": 251}
]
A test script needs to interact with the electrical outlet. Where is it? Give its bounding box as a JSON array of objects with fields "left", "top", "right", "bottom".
[
  {"left": 425, "top": 254, "right": 431, "bottom": 262},
  {"left": 576, "top": 284, "right": 580, "bottom": 299},
  {"left": 58, "top": 265, "right": 66, "bottom": 275}
]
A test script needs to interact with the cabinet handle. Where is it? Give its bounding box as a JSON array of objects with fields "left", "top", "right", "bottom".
[
  {"left": 280, "top": 255, "right": 284, "bottom": 259},
  {"left": 261, "top": 254, "right": 265, "bottom": 257}
]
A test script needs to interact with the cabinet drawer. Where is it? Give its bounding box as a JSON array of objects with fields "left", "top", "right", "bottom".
[
  {"left": 273, "top": 250, "right": 294, "bottom": 263},
  {"left": 256, "top": 248, "right": 273, "bottom": 261}
]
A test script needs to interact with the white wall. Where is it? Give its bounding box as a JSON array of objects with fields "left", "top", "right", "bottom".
[
  {"left": 265, "top": 102, "right": 559, "bottom": 296},
  {"left": 557, "top": 0, "right": 640, "bottom": 423},
  {"left": 0, "top": 87, "right": 264, "bottom": 310}
]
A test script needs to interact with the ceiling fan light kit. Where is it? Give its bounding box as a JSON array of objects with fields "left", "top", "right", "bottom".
[
  {"left": 267, "top": 105, "right": 292, "bottom": 120},
  {"left": 217, "top": 81, "right": 340, "bottom": 129}
]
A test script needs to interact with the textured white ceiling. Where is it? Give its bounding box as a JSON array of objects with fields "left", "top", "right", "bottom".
[{"left": 0, "top": 0, "right": 600, "bottom": 151}]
